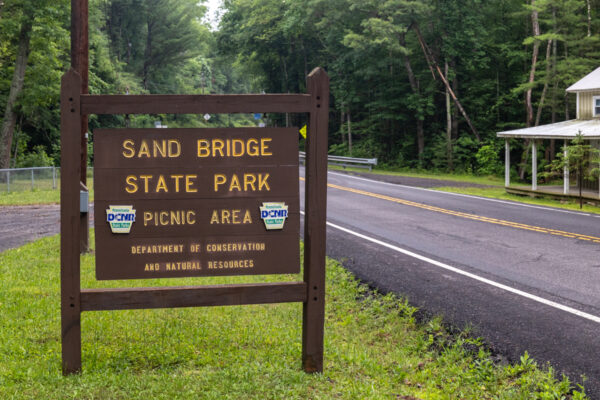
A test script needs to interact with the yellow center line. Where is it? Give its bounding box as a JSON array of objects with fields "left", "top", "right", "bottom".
[{"left": 300, "top": 177, "right": 600, "bottom": 243}]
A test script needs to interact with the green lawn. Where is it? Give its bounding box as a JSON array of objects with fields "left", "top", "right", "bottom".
[
  {"left": 0, "top": 179, "right": 93, "bottom": 206},
  {"left": 434, "top": 186, "right": 600, "bottom": 214},
  {"left": 0, "top": 235, "right": 587, "bottom": 399}
]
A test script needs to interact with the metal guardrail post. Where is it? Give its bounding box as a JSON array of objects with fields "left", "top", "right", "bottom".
[
  {"left": 6, "top": 170, "right": 9, "bottom": 193},
  {"left": 31, "top": 169, "right": 35, "bottom": 191},
  {"left": 53, "top": 167, "right": 57, "bottom": 189}
]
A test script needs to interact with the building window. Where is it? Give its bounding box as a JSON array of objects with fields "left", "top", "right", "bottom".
[{"left": 595, "top": 96, "right": 600, "bottom": 117}]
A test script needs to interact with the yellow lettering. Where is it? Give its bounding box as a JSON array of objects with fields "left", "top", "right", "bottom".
[
  {"left": 122, "top": 139, "right": 135, "bottom": 158},
  {"left": 232, "top": 139, "right": 244, "bottom": 157},
  {"left": 258, "top": 173, "right": 270, "bottom": 191},
  {"left": 261, "top": 138, "right": 272, "bottom": 156},
  {"left": 138, "top": 140, "right": 151, "bottom": 158},
  {"left": 153, "top": 140, "right": 166, "bottom": 157},
  {"left": 212, "top": 139, "right": 225, "bottom": 157},
  {"left": 186, "top": 175, "right": 197, "bottom": 193},
  {"left": 247, "top": 139, "right": 259, "bottom": 156},
  {"left": 221, "top": 210, "right": 231, "bottom": 224},
  {"left": 140, "top": 175, "right": 152, "bottom": 193},
  {"left": 160, "top": 211, "right": 169, "bottom": 225},
  {"left": 125, "top": 175, "right": 138, "bottom": 193},
  {"left": 186, "top": 211, "right": 196, "bottom": 224},
  {"left": 214, "top": 174, "right": 226, "bottom": 191},
  {"left": 229, "top": 174, "right": 242, "bottom": 191},
  {"left": 168, "top": 140, "right": 181, "bottom": 157},
  {"left": 232, "top": 209, "right": 241, "bottom": 224},
  {"left": 244, "top": 174, "right": 256, "bottom": 191},
  {"left": 155, "top": 175, "right": 168, "bottom": 193},
  {"left": 171, "top": 175, "right": 183, "bottom": 192},
  {"left": 144, "top": 211, "right": 152, "bottom": 226},
  {"left": 243, "top": 210, "right": 252, "bottom": 224},
  {"left": 171, "top": 210, "right": 181, "bottom": 225},
  {"left": 197, "top": 139, "right": 210, "bottom": 157},
  {"left": 210, "top": 210, "right": 219, "bottom": 224}
]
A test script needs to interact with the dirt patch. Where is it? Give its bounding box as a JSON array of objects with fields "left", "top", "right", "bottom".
[
  {"left": 0, "top": 204, "right": 94, "bottom": 252},
  {"left": 333, "top": 170, "right": 495, "bottom": 189}
]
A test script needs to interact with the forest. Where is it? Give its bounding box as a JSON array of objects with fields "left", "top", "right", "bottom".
[{"left": 0, "top": 0, "right": 599, "bottom": 180}]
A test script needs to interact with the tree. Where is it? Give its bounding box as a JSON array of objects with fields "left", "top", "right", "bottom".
[
  {"left": 0, "top": 2, "right": 34, "bottom": 168},
  {"left": 544, "top": 133, "right": 600, "bottom": 208}
]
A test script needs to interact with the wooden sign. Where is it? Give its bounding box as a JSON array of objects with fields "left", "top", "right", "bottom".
[
  {"left": 93, "top": 128, "right": 300, "bottom": 280},
  {"left": 60, "top": 66, "right": 329, "bottom": 376}
]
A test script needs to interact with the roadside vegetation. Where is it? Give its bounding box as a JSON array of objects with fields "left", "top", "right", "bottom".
[{"left": 0, "top": 236, "right": 588, "bottom": 399}]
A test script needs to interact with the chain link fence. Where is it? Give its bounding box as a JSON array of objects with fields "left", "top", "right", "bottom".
[{"left": 0, "top": 167, "right": 93, "bottom": 193}]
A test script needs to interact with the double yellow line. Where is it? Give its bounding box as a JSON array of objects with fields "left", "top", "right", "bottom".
[{"left": 302, "top": 177, "right": 600, "bottom": 244}]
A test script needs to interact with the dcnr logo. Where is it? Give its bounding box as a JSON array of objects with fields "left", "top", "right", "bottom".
[
  {"left": 259, "top": 202, "right": 288, "bottom": 230},
  {"left": 106, "top": 205, "right": 136, "bottom": 234}
]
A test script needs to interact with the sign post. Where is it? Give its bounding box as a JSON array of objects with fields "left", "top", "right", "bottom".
[{"left": 60, "top": 67, "right": 329, "bottom": 374}]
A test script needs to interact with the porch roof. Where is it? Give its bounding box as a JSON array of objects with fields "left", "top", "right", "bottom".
[{"left": 496, "top": 119, "right": 600, "bottom": 140}]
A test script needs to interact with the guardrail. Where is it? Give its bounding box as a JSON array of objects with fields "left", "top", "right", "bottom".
[{"left": 299, "top": 152, "right": 377, "bottom": 171}]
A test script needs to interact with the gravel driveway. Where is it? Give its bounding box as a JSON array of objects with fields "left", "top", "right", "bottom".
[{"left": 0, "top": 204, "right": 94, "bottom": 253}]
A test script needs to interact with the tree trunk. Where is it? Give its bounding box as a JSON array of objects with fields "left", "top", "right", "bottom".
[
  {"left": 525, "top": 0, "right": 540, "bottom": 128},
  {"left": 143, "top": 20, "right": 153, "bottom": 90},
  {"left": 0, "top": 10, "right": 34, "bottom": 169},
  {"left": 535, "top": 39, "right": 552, "bottom": 127},
  {"left": 451, "top": 59, "right": 459, "bottom": 139},
  {"left": 587, "top": 0, "right": 592, "bottom": 37},
  {"left": 347, "top": 109, "right": 352, "bottom": 154},
  {"left": 412, "top": 22, "right": 480, "bottom": 141},
  {"left": 399, "top": 32, "right": 424, "bottom": 159},
  {"left": 340, "top": 106, "right": 346, "bottom": 146},
  {"left": 445, "top": 61, "right": 453, "bottom": 171}
]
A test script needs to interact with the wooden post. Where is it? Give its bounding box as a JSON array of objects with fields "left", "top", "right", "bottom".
[
  {"left": 60, "top": 69, "right": 82, "bottom": 375},
  {"left": 532, "top": 140, "right": 537, "bottom": 191},
  {"left": 302, "top": 67, "right": 329, "bottom": 373},
  {"left": 71, "top": 0, "right": 89, "bottom": 253},
  {"left": 505, "top": 139, "right": 510, "bottom": 187}
]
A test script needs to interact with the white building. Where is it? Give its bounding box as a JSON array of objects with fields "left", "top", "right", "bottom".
[{"left": 497, "top": 67, "right": 600, "bottom": 199}]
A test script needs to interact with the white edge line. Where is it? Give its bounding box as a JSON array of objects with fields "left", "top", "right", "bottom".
[
  {"left": 326, "top": 171, "right": 595, "bottom": 217},
  {"left": 300, "top": 211, "right": 600, "bottom": 324}
]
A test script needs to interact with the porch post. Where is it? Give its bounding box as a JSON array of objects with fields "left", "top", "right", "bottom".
[
  {"left": 505, "top": 139, "right": 510, "bottom": 187},
  {"left": 531, "top": 140, "right": 537, "bottom": 191},
  {"left": 563, "top": 140, "right": 569, "bottom": 195}
]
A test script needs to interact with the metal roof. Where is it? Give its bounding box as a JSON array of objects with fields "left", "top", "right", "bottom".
[
  {"left": 566, "top": 67, "right": 600, "bottom": 92},
  {"left": 497, "top": 119, "right": 600, "bottom": 139}
]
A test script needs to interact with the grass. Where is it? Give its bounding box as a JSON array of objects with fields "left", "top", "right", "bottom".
[
  {"left": 0, "top": 179, "right": 93, "bottom": 206},
  {"left": 329, "top": 165, "right": 504, "bottom": 186},
  {"left": 433, "top": 186, "right": 600, "bottom": 214},
  {"left": 0, "top": 234, "right": 588, "bottom": 399}
]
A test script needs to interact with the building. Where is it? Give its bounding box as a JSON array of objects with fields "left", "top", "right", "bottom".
[{"left": 497, "top": 67, "right": 600, "bottom": 200}]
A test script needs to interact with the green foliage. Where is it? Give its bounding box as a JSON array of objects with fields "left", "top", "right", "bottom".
[
  {"left": 2, "top": 0, "right": 600, "bottom": 172},
  {"left": 16, "top": 144, "right": 54, "bottom": 167},
  {"left": 475, "top": 141, "right": 504, "bottom": 176},
  {"left": 542, "top": 132, "right": 600, "bottom": 208}
]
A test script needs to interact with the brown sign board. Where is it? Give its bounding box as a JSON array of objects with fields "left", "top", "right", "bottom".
[
  {"left": 93, "top": 128, "right": 300, "bottom": 280},
  {"left": 60, "top": 66, "right": 328, "bottom": 376}
]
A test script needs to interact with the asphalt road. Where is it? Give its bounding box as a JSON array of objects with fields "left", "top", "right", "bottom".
[{"left": 300, "top": 169, "right": 600, "bottom": 397}]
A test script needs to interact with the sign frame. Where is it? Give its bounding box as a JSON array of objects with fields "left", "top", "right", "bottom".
[{"left": 60, "top": 67, "right": 329, "bottom": 374}]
